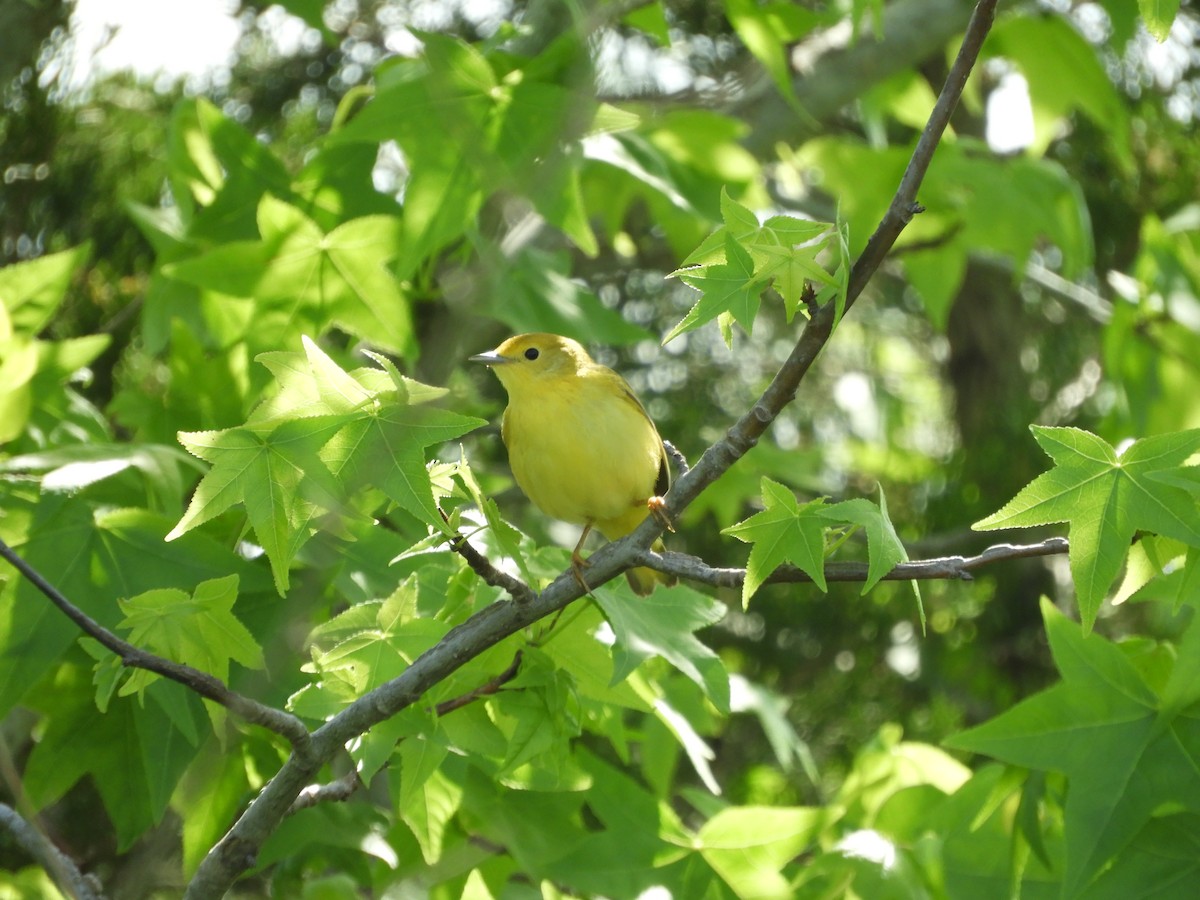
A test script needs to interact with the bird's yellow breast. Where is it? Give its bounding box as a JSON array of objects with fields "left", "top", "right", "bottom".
[{"left": 502, "top": 369, "right": 663, "bottom": 532}]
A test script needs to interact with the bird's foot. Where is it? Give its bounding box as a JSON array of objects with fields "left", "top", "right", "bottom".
[
  {"left": 570, "top": 551, "right": 592, "bottom": 594},
  {"left": 647, "top": 496, "right": 675, "bottom": 533},
  {"left": 570, "top": 523, "right": 595, "bottom": 593}
]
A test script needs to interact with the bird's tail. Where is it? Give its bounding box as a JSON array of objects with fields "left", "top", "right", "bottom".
[
  {"left": 597, "top": 507, "right": 675, "bottom": 596},
  {"left": 625, "top": 537, "right": 676, "bottom": 596}
]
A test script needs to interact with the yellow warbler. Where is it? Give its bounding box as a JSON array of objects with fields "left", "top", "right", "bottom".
[{"left": 470, "top": 333, "right": 674, "bottom": 595}]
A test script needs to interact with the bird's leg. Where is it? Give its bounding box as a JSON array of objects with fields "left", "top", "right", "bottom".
[
  {"left": 571, "top": 522, "right": 594, "bottom": 592},
  {"left": 646, "top": 496, "right": 675, "bottom": 533}
]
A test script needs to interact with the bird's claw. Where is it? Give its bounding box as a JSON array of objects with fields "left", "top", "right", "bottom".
[
  {"left": 571, "top": 551, "right": 592, "bottom": 593},
  {"left": 647, "top": 496, "right": 675, "bottom": 533}
]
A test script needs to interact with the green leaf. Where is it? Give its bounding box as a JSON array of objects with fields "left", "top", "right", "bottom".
[
  {"left": 0, "top": 244, "right": 91, "bottom": 335},
  {"left": 988, "top": 15, "right": 1134, "bottom": 171},
  {"left": 796, "top": 137, "right": 1092, "bottom": 286},
  {"left": 698, "top": 805, "right": 822, "bottom": 898},
  {"left": 820, "top": 494, "right": 908, "bottom": 596},
  {"left": 1086, "top": 813, "right": 1200, "bottom": 898},
  {"left": 947, "top": 598, "right": 1200, "bottom": 897},
  {"left": 487, "top": 248, "right": 650, "bottom": 346},
  {"left": 166, "top": 98, "right": 293, "bottom": 236},
  {"left": 176, "top": 744, "right": 252, "bottom": 876},
  {"left": 974, "top": 427, "right": 1200, "bottom": 630},
  {"left": 623, "top": 0, "right": 670, "bottom": 44},
  {"left": 117, "top": 575, "right": 264, "bottom": 730},
  {"left": 723, "top": 477, "right": 829, "bottom": 606},
  {"left": 730, "top": 674, "right": 818, "bottom": 781},
  {"left": 396, "top": 738, "right": 461, "bottom": 864},
  {"left": 724, "top": 0, "right": 817, "bottom": 106},
  {"left": 168, "top": 338, "right": 484, "bottom": 592},
  {"left": 168, "top": 424, "right": 335, "bottom": 594},
  {"left": 538, "top": 604, "right": 648, "bottom": 712},
  {"left": 540, "top": 747, "right": 690, "bottom": 896},
  {"left": 0, "top": 245, "right": 108, "bottom": 443},
  {"left": 1138, "top": 0, "right": 1182, "bottom": 41},
  {"left": 24, "top": 678, "right": 204, "bottom": 850},
  {"left": 667, "top": 233, "right": 765, "bottom": 346},
  {"left": 1, "top": 443, "right": 203, "bottom": 514},
  {"left": 165, "top": 195, "right": 414, "bottom": 357},
  {"left": 592, "top": 583, "right": 730, "bottom": 713},
  {"left": 0, "top": 501, "right": 267, "bottom": 717},
  {"left": 674, "top": 196, "right": 834, "bottom": 332}
]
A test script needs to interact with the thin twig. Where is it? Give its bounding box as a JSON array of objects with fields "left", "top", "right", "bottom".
[
  {"left": 288, "top": 770, "right": 362, "bottom": 815},
  {"left": 0, "top": 537, "right": 312, "bottom": 754},
  {"left": 0, "top": 803, "right": 103, "bottom": 900},
  {"left": 662, "top": 440, "right": 690, "bottom": 477},
  {"left": 435, "top": 649, "right": 524, "bottom": 715},
  {"left": 844, "top": 0, "right": 997, "bottom": 313},
  {"left": 447, "top": 530, "right": 537, "bottom": 604},
  {"left": 640, "top": 538, "right": 1070, "bottom": 589},
  {"left": 632, "top": 0, "right": 999, "bottom": 531}
]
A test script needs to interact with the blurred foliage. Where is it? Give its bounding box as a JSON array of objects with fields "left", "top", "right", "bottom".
[{"left": 3, "top": 0, "right": 1200, "bottom": 896}]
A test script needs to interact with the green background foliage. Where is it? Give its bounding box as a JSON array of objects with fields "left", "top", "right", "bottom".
[{"left": 3, "top": 0, "right": 1200, "bottom": 897}]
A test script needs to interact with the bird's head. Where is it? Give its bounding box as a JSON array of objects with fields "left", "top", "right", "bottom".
[{"left": 469, "top": 333, "right": 591, "bottom": 394}]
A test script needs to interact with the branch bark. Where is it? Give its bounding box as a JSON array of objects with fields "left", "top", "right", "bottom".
[
  {"left": 641, "top": 538, "right": 1069, "bottom": 590},
  {"left": 0, "top": 803, "right": 103, "bottom": 900}
]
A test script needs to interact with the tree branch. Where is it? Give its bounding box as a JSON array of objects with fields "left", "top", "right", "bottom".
[
  {"left": 0, "top": 803, "right": 103, "bottom": 900},
  {"left": 640, "top": 538, "right": 1070, "bottom": 590},
  {"left": 435, "top": 649, "right": 524, "bottom": 716},
  {"left": 621, "top": 0, "right": 999, "bottom": 543},
  {"left": 284, "top": 649, "right": 525, "bottom": 815},
  {"left": 738, "top": 0, "right": 979, "bottom": 156},
  {"left": 444, "top": 520, "right": 537, "bottom": 604},
  {"left": 0, "top": 537, "right": 313, "bottom": 754},
  {"left": 287, "top": 770, "right": 362, "bottom": 816}
]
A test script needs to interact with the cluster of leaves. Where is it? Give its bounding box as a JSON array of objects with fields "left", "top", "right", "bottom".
[{"left": 2, "top": 0, "right": 1200, "bottom": 897}]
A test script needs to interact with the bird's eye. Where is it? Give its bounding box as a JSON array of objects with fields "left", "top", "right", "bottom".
[{"left": 524, "top": 348, "right": 540, "bottom": 360}]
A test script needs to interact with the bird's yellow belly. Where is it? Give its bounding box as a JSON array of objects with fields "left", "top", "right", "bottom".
[{"left": 504, "top": 385, "right": 659, "bottom": 527}]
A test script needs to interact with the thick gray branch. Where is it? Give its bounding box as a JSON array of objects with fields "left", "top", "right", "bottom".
[
  {"left": 0, "top": 803, "right": 103, "bottom": 900},
  {"left": 739, "top": 0, "right": 979, "bottom": 155}
]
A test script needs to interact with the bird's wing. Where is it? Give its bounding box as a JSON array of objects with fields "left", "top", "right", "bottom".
[{"left": 611, "top": 374, "right": 671, "bottom": 496}]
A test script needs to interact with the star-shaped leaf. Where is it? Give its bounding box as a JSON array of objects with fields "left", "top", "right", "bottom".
[
  {"left": 119, "top": 575, "right": 263, "bottom": 681},
  {"left": 592, "top": 583, "right": 729, "bottom": 713},
  {"left": 668, "top": 192, "right": 833, "bottom": 344},
  {"left": 723, "top": 477, "right": 829, "bottom": 606},
  {"left": 169, "top": 338, "right": 484, "bottom": 593},
  {"left": 974, "top": 427, "right": 1200, "bottom": 630},
  {"left": 118, "top": 575, "right": 263, "bottom": 733},
  {"left": 946, "top": 598, "right": 1200, "bottom": 897},
  {"left": 820, "top": 494, "right": 909, "bottom": 596},
  {"left": 667, "top": 233, "right": 764, "bottom": 346},
  {"left": 164, "top": 195, "right": 414, "bottom": 358},
  {"left": 168, "top": 421, "right": 343, "bottom": 593}
]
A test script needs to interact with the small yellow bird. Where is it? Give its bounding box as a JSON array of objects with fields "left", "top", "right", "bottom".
[{"left": 470, "top": 333, "right": 674, "bottom": 595}]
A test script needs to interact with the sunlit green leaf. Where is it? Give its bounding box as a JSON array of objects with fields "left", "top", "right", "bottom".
[
  {"left": 975, "top": 427, "right": 1200, "bottom": 630},
  {"left": 724, "top": 477, "right": 829, "bottom": 605},
  {"left": 947, "top": 599, "right": 1200, "bottom": 897},
  {"left": 592, "top": 583, "right": 729, "bottom": 713}
]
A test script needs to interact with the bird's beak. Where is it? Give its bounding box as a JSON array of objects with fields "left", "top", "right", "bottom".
[{"left": 469, "top": 349, "right": 511, "bottom": 366}]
